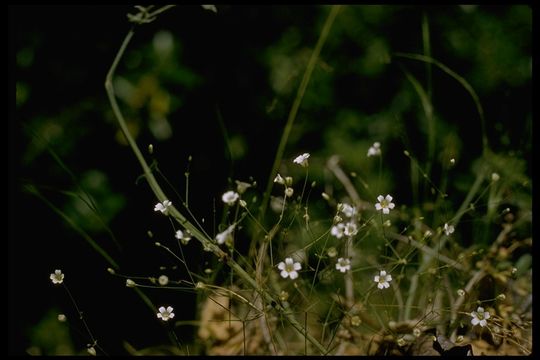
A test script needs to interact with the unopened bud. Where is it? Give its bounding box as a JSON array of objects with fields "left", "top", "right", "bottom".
[{"left": 126, "top": 279, "right": 136, "bottom": 288}]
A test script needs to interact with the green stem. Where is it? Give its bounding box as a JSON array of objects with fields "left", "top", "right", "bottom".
[
  {"left": 258, "top": 5, "right": 341, "bottom": 224},
  {"left": 104, "top": 18, "right": 328, "bottom": 354}
]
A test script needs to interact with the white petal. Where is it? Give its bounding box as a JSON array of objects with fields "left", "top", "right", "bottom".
[
  {"left": 375, "top": 203, "right": 382, "bottom": 210},
  {"left": 377, "top": 283, "right": 384, "bottom": 289},
  {"left": 167, "top": 306, "right": 174, "bottom": 312},
  {"left": 386, "top": 274, "right": 392, "bottom": 282},
  {"left": 484, "top": 312, "right": 490, "bottom": 319},
  {"left": 388, "top": 203, "right": 395, "bottom": 209},
  {"left": 285, "top": 258, "right": 294, "bottom": 265},
  {"left": 169, "top": 312, "right": 175, "bottom": 319},
  {"left": 386, "top": 195, "right": 393, "bottom": 202},
  {"left": 471, "top": 317, "right": 480, "bottom": 325},
  {"left": 158, "top": 306, "right": 166, "bottom": 313},
  {"left": 280, "top": 270, "right": 289, "bottom": 278},
  {"left": 380, "top": 271, "right": 386, "bottom": 276},
  {"left": 477, "top": 307, "right": 484, "bottom": 313},
  {"left": 374, "top": 276, "right": 380, "bottom": 282},
  {"left": 377, "top": 195, "right": 385, "bottom": 202},
  {"left": 383, "top": 282, "right": 390, "bottom": 288},
  {"left": 157, "top": 313, "right": 163, "bottom": 319},
  {"left": 289, "top": 271, "right": 298, "bottom": 280},
  {"left": 383, "top": 208, "right": 390, "bottom": 214},
  {"left": 277, "top": 262, "right": 285, "bottom": 270},
  {"left": 479, "top": 319, "right": 487, "bottom": 327},
  {"left": 293, "top": 263, "right": 302, "bottom": 271}
]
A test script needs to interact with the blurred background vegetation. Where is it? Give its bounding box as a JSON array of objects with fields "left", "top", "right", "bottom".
[{"left": 9, "top": 5, "right": 531, "bottom": 355}]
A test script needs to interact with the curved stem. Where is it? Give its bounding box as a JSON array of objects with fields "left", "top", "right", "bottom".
[{"left": 104, "top": 17, "right": 328, "bottom": 354}]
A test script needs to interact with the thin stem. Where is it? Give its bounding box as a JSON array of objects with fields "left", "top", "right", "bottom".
[
  {"left": 104, "top": 21, "right": 328, "bottom": 354},
  {"left": 258, "top": 5, "right": 341, "bottom": 225}
]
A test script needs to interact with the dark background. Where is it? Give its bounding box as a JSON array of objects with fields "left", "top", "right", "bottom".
[{"left": 9, "top": 5, "right": 531, "bottom": 355}]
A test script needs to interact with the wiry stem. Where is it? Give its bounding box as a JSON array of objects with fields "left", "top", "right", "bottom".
[{"left": 104, "top": 9, "right": 327, "bottom": 354}]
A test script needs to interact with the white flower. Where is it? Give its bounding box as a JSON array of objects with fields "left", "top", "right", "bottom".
[
  {"left": 222, "top": 191, "right": 240, "bottom": 206},
  {"left": 340, "top": 203, "right": 357, "bottom": 218},
  {"left": 336, "top": 258, "right": 351, "bottom": 273},
  {"left": 235, "top": 180, "right": 252, "bottom": 194},
  {"left": 367, "top": 142, "right": 381, "bottom": 157},
  {"left": 374, "top": 270, "right": 392, "bottom": 289},
  {"left": 157, "top": 306, "right": 175, "bottom": 321},
  {"left": 375, "top": 194, "right": 395, "bottom": 214},
  {"left": 274, "top": 173, "right": 285, "bottom": 184},
  {"left": 216, "top": 224, "right": 235, "bottom": 244},
  {"left": 285, "top": 187, "right": 294, "bottom": 197},
  {"left": 175, "top": 229, "right": 192, "bottom": 245},
  {"left": 491, "top": 173, "right": 500, "bottom": 182},
  {"left": 154, "top": 200, "right": 172, "bottom": 214},
  {"left": 57, "top": 314, "right": 67, "bottom": 322},
  {"left": 293, "top": 153, "right": 310, "bottom": 167},
  {"left": 470, "top": 306, "right": 490, "bottom": 327},
  {"left": 277, "top": 257, "right": 302, "bottom": 280},
  {"left": 331, "top": 223, "right": 345, "bottom": 239},
  {"left": 344, "top": 222, "right": 358, "bottom": 236},
  {"left": 50, "top": 270, "right": 64, "bottom": 284},
  {"left": 158, "top": 275, "right": 169, "bottom": 286},
  {"left": 444, "top": 223, "right": 455, "bottom": 236}
]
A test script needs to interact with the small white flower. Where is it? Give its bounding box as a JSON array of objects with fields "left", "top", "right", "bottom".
[
  {"left": 50, "top": 270, "right": 64, "bottom": 284},
  {"left": 444, "top": 223, "right": 455, "bottom": 236},
  {"left": 285, "top": 187, "right": 294, "bottom": 197},
  {"left": 157, "top": 306, "right": 175, "bottom": 321},
  {"left": 274, "top": 173, "right": 285, "bottom": 184},
  {"left": 277, "top": 257, "right": 302, "bottom": 280},
  {"left": 57, "top": 314, "right": 67, "bottom": 322},
  {"left": 175, "top": 229, "right": 192, "bottom": 245},
  {"left": 336, "top": 258, "right": 351, "bottom": 273},
  {"left": 293, "top": 153, "right": 310, "bottom": 167},
  {"left": 158, "top": 275, "right": 169, "bottom": 286},
  {"left": 235, "top": 180, "right": 252, "bottom": 194},
  {"left": 375, "top": 194, "right": 395, "bottom": 214},
  {"left": 491, "top": 173, "right": 500, "bottom": 182},
  {"left": 470, "top": 306, "right": 490, "bottom": 327},
  {"left": 222, "top": 191, "right": 240, "bottom": 206},
  {"left": 331, "top": 223, "right": 345, "bottom": 239},
  {"left": 87, "top": 347, "right": 97, "bottom": 356},
  {"left": 344, "top": 222, "right": 358, "bottom": 236},
  {"left": 154, "top": 200, "right": 172, "bottom": 214},
  {"left": 340, "top": 203, "right": 356, "bottom": 218},
  {"left": 367, "top": 142, "right": 381, "bottom": 157},
  {"left": 374, "top": 270, "right": 392, "bottom": 289},
  {"left": 216, "top": 224, "right": 235, "bottom": 244}
]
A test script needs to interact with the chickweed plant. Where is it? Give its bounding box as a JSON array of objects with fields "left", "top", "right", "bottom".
[{"left": 42, "top": 5, "right": 531, "bottom": 356}]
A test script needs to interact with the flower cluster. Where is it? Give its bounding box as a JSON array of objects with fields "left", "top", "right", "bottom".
[
  {"left": 331, "top": 203, "right": 358, "bottom": 239},
  {"left": 367, "top": 142, "right": 381, "bottom": 157}
]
